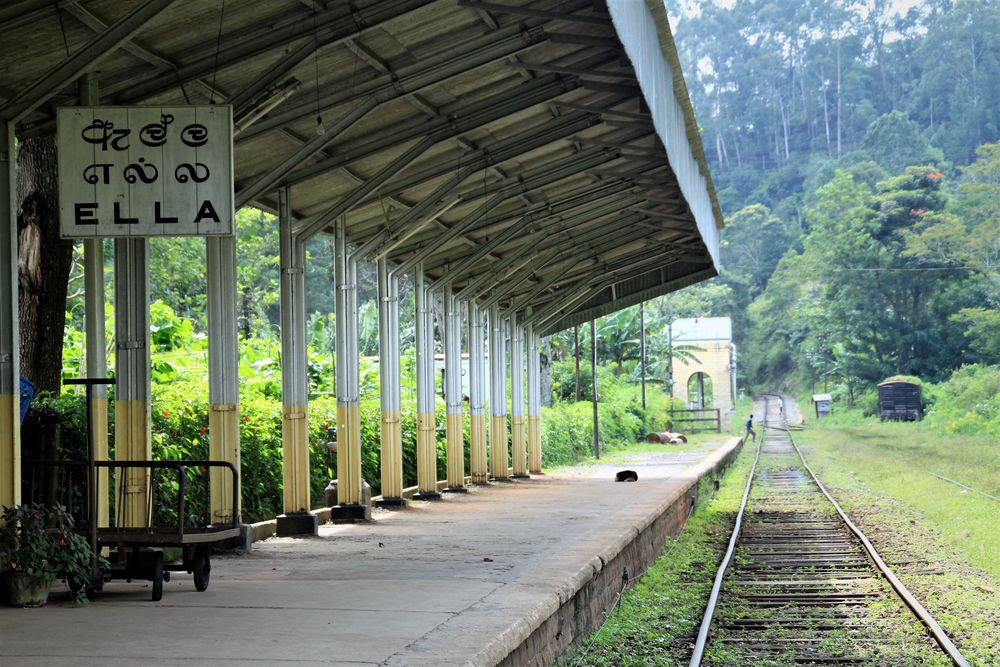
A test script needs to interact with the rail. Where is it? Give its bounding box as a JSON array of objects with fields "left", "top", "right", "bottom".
[{"left": 689, "top": 394, "right": 969, "bottom": 667}]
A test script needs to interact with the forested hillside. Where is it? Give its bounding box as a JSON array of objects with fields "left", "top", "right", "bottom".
[{"left": 666, "top": 0, "right": 1000, "bottom": 396}]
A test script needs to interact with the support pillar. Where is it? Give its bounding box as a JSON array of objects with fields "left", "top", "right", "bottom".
[
  {"left": 333, "top": 217, "right": 368, "bottom": 520},
  {"left": 467, "top": 302, "right": 488, "bottom": 484},
  {"left": 80, "top": 73, "right": 109, "bottom": 526},
  {"left": 277, "top": 188, "right": 316, "bottom": 535},
  {"left": 114, "top": 238, "right": 151, "bottom": 527},
  {"left": 0, "top": 121, "right": 19, "bottom": 507},
  {"left": 376, "top": 258, "right": 404, "bottom": 507},
  {"left": 527, "top": 323, "right": 542, "bottom": 474},
  {"left": 207, "top": 236, "right": 240, "bottom": 525},
  {"left": 443, "top": 286, "right": 465, "bottom": 492},
  {"left": 510, "top": 312, "right": 528, "bottom": 478},
  {"left": 489, "top": 304, "right": 509, "bottom": 481},
  {"left": 413, "top": 266, "right": 440, "bottom": 500}
]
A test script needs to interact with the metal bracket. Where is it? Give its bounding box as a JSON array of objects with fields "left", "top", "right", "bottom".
[{"left": 117, "top": 340, "right": 145, "bottom": 350}]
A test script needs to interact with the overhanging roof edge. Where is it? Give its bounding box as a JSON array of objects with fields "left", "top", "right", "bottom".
[
  {"left": 539, "top": 264, "right": 718, "bottom": 336},
  {"left": 606, "top": 0, "right": 723, "bottom": 269}
]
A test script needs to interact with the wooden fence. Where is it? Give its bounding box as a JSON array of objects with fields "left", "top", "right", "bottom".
[{"left": 668, "top": 408, "right": 721, "bottom": 433}]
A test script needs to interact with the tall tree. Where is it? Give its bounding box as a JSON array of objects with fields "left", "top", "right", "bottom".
[{"left": 17, "top": 136, "right": 73, "bottom": 393}]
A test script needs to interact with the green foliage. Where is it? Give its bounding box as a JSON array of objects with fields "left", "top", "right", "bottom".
[
  {"left": 0, "top": 503, "right": 108, "bottom": 603},
  {"left": 924, "top": 364, "right": 1000, "bottom": 436}
]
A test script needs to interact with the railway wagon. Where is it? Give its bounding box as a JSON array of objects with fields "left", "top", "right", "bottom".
[{"left": 877, "top": 379, "right": 922, "bottom": 421}]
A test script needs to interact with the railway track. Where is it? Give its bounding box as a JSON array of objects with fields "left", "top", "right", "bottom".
[{"left": 689, "top": 395, "right": 969, "bottom": 666}]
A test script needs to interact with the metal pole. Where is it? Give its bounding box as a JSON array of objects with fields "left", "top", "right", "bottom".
[
  {"left": 0, "top": 119, "right": 19, "bottom": 507},
  {"left": 510, "top": 312, "right": 527, "bottom": 478},
  {"left": 335, "top": 216, "right": 363, "bottom": 508},
  {"left": 376, "top": 258, "right": 403, "bottom": 505},
  {"left": 591, "top": 318, "right": 599, "bottom": 459},
  {"left": 640, "top": 302, "right": 646, "bottom": 411},
  {"left": 277, "top": 187, "right": 316, "bottom": 535},
  {"left": 527, "top": 322, "right": 542, "bottom": 474},
  {"left": 443, "top": 285, "right": 466, "bottom": 491},
  {"left": 114, "top": 236, "right": 151, "bottom": 527},
  {"left": 667, "top": 302, "right": 674, "bottom": 401},
  {"left": 574, "top": 324, "right": 581, "bottom": 401},
  {"left": 207, "top": 236, "right": 240, "bottom": 524},
  {"left": 79, "top": 73, "right": 110, "bottom": 528},
  {"left": 489, "top": 304, "right": 509, "bottom": 480},
  {"left": 467, "top": 301, "right": 488, "bottom": 484},
  {"left": 414, "top": 265, "right": 439, "bottom": 499}
]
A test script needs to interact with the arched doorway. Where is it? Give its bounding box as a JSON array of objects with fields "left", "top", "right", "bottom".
[{"left": 687, "top": 372, "right": 713, "bottom": 408}]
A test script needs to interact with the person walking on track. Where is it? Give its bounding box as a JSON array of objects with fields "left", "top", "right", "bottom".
[{"left": 745, "top": 414, "right": 757, "bottom": 442}]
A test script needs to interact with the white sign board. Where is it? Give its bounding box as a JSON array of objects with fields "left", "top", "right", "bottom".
[{"left": 57, "top": 106, "right": 234, "bottom": 238}]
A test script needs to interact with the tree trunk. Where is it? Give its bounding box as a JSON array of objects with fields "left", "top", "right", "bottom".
[
  {"left": 540, "top": 336, "right": 553, "bottom": 407},
  {"left": 17, "top": 135, "right": 73, "bottom": 394}
]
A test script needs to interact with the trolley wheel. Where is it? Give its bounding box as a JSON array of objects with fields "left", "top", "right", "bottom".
[
  {"left": 151, "top": 551, "right": 164, "bottom": 602},
  {"left": 193, "top": 545, "right": 211, "bottom": 592}
]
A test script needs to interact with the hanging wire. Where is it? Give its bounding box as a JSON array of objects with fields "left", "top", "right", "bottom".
[
  {"left": 209, "top": 0, "right": 227, "bottom": 104},
  {"left": 56, "top": 9, "right": 71, "bottom": 58},
  {"left": 313, "top": 13, "right": 324, "bottom": 134}
]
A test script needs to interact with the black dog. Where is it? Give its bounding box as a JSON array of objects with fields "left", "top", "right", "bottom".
[{"left": 615, "top": 470, "right": 638, "bottom": 482}]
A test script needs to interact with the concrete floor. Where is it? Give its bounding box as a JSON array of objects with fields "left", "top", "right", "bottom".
[{"left": 0, "top": 440, "right": 733, "bottom": 666}]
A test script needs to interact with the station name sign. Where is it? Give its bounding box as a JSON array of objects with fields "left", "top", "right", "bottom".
[{"left": 57, "top": 106, "right": 234, "bottom": 238}]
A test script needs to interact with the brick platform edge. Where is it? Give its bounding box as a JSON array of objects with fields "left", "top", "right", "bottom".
[{"left": 494, "top": 436, "right": 744, "bottom": 667}]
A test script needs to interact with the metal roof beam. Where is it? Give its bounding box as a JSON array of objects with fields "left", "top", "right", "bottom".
[
  {"left": 361, "top": 109, "right": 605, "bottom": 203},
  {"left": 113, "top": 0, "right": 435, "bottom": 105},
  {"left": 284, "top": 65, "right": 600, "bottom": 187},
  {"left": 63, "top": 2, "right": 228, "bottom": 103},
  {"left": 456, "top": 209, "right": 648, "bottom": 301},
  {"left": 481, "top": 217, "right": 656, "bottom": 309},
  {"left": 392, "top": 145, "right": 621, "bottom": 274},
  {"left": 0, "top": 0, "right": 62, "bottom": 31},
  {"left": 512, "top": 63, "right": 631, "bottom": 82},
  {"left": 236, "top": 20, "right": 558, "bottom": 141},
  {"left": 457, "top": 1, "right": 609, "bottom": 26},
  {"left": 427, "top": 181, "right": 638, "bottom": 282},
  {"left": 551, "top": 100, "right": 651, "bottom": 122},
  {"left": 1, "top": 0, "right": 179, "bottom": 123},
  {"left": 235, "top": 98, "right": 377, "bottom": 210},
  {"left": 292, "top": 78, "right": 605, "bottom": 239}
]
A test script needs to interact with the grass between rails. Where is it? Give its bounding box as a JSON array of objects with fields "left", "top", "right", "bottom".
[
  {"left": 791, "top": 421, "right": 1000, "bottom": 665},
  {"left": 560, "top": 438, "right": 753, "bottom": 666}
]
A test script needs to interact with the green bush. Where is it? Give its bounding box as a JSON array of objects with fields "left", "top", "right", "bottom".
[{"left": 924, "top": 364, "right": 1000, "bottom": 436}]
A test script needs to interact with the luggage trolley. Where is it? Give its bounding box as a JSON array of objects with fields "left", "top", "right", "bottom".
[{"left": 27, "top": 378, "right": 241, "bottom": 601}]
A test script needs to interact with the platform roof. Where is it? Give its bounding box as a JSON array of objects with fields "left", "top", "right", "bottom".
[{"left": 0, "top": 0, "right": 721, "bottom": 335}]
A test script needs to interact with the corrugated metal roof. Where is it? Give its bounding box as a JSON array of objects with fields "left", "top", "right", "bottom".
[{"left": 0, "top": 0, "right": 722, "bottom": 334}]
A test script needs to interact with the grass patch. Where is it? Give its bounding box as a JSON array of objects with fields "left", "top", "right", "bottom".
[
  {"left": 561, "top": 440, "right": 752, "bottom": 665},
  {"left": 793, "top": 420, "right": 1000, "bottom": 665},
  {"left": 795, "top": 419, "right": 1000, "bottom": 579}
]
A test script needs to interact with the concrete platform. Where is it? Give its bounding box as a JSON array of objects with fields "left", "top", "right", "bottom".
[{"left": 0, "top": 438, "right": 741, "bottom": 666}]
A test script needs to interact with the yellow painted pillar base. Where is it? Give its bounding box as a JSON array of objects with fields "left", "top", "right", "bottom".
[
  {"left": 336, "top": 404, "right": 363, "bottom": 505},
  {"left": 1, "top": 393, "right": 19, "bottom": 507},
  {"left": 528, "top": 415, "right": 542, "bottom": 473},
  {"left": 511, "top": 416, "right": 527, "bottom": 477},
  {"left": 470, "top": 414, "right": 488, "bottom": 484},
  {"left": 445, "top": 411, "right": 464, "bottom": 489},
  {"left": 90, "top": 396, "right": 109, "bottom": 528},
  {"left": 115, "top": 399, "right": 151, "bottom": 528},
  {"left": 490, "top": 415, "right": 509, "bottom": 480},
  {"left": 380, "top": 410, "right": 403, "bottom": 499},
  {"left": 209, "top": 403, "right": 240, "bottom": 524},
  {"left": 416, "top": 411, "right": 438, "bottom": 495},
  {"left": 281, "top": 406, "right": 310, "bottom": 513}
]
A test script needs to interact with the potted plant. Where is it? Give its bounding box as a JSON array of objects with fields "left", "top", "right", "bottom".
[{"left": 0, "top": 503, "right": 106, "bottom": 606}]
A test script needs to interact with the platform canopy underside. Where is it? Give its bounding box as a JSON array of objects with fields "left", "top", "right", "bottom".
[{"left": 0, "top": 0, "right": 722, "bottom": 335}]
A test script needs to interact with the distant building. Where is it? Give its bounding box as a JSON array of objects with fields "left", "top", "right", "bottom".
[{"left": 671, "top": 317, "right": 736, "bottom": 427}]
